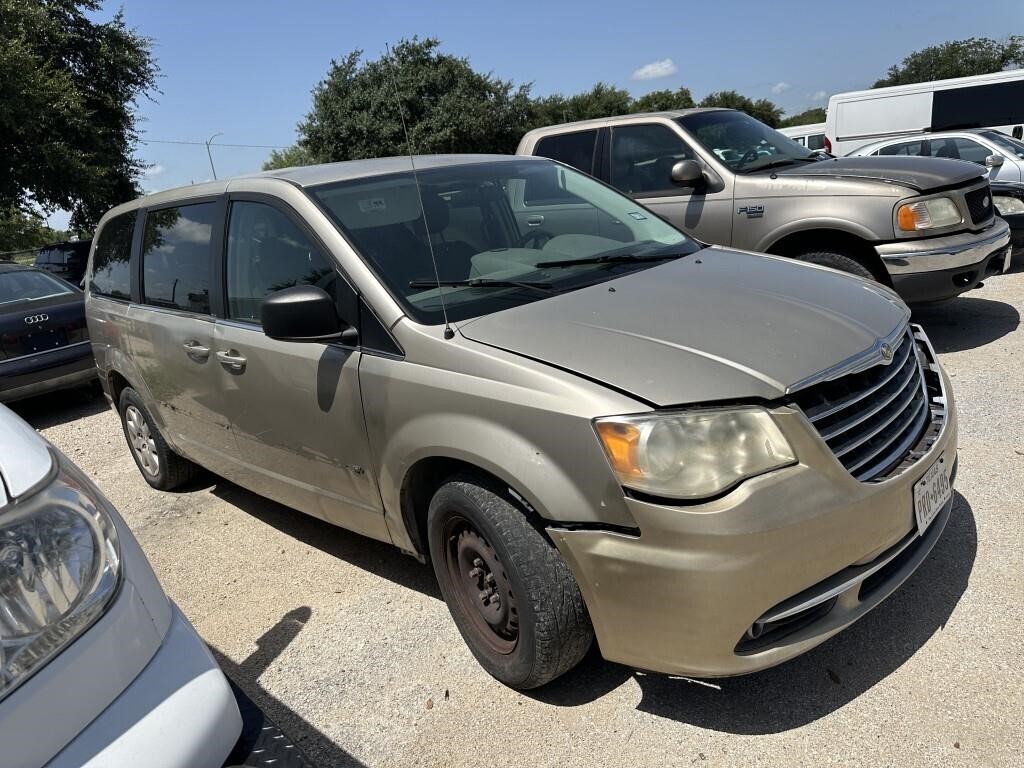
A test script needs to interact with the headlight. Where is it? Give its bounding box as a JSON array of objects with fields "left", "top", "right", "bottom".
[
  {"left": 993, "top": 195, "right": 1024, "bottom": 216},
  {"left": 0, "top": 452, "right": 121, "bottom": 702},
  {"left": 897, "top": 197, "right": 962, "bottom": 231},
  {"left": 594, "top": 407, "right": 797, "bottom": 500}
]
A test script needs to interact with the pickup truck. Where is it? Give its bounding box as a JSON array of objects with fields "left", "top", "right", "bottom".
[{"left": 517, "top": 108, "right": 1011, "bottom": 303}]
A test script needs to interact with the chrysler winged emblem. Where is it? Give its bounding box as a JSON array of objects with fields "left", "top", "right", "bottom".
[{"left": 879, "top": 343, "right": 894, "bottom": 363}]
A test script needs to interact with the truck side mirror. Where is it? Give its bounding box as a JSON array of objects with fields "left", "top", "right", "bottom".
[
  {"left": 670, "top": 159, "right": 704, "bottom": 187},
  {"left": 984, "top": 154, "right": 1004, "bottom": 169}
]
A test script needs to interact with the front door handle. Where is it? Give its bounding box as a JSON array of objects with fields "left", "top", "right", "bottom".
[
  {"left": 526, "top": 214, "right": 545, "bottom": 227},
  {"left": 182, "top": 340, "right": 210, "bottom": 360},
  {"left": 216, "top": 350, "right": 247, "bottom": 372}
]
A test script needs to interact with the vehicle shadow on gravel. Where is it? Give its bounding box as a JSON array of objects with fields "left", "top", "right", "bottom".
[
  {"left": 210, "top": 481, "right": 442, "bottom": 600},
  {"left": 6, "top": 384, "right": 108, "bottom": 429},
  {"left": 533, "top": 492, "right": 977, "bottom": 734},
  {"left": 912, "top": 296, "right": 1019, "bottom": 353}
]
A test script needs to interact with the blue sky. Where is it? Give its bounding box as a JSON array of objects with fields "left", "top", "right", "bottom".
[{"left": 51, "top": 0, "right": 1022, "bottom": 228}]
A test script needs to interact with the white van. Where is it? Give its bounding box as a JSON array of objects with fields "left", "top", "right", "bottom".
[
  {"left": 825, "top": 69, "right": 1024, "bottom": 157},
  {"left": 778, "top": 122, "right": 826, "bottom": 151}
]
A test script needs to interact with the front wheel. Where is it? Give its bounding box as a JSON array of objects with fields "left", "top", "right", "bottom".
[
  {"left": 796, "top": 249, "right": 878, "bottom": 281},
  {"left": 427, "top": 476, "right": 593, "bottom": 689}
]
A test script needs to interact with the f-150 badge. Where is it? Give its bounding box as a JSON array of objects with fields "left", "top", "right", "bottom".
[{"left": 737, "top": 205, "right": 765, "bottom": 219}]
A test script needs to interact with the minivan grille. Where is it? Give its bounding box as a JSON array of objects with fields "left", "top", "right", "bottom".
[
  {"left": 791, "top": 330, "right": 930, "bottom": 483},
  {"left": 964, "top": 185, "right": 993, "bottom": 226}
]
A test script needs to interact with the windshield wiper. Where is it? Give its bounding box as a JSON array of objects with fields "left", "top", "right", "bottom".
[
  {"left": 408, "top": 278, "right": 554, "bottom": 293},
  {"left": 534, "top": 252, "right": 683, "bottom": 269},
  {"left": 743, "top": 156, "right": 819, "bottom": 173}
]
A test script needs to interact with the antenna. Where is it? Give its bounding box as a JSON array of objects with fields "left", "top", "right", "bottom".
[{"left": 383, "top": 43, "right": 454, "bottom": 340}]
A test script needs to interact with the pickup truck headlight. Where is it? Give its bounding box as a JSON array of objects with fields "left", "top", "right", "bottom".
[
  {"left": 594, "top": 407, "right": 797, "bottom": 500},
  {"left": 993, "top": 195, "right": 1024, "bottom": 216},
  {"left": 0, "top": 452, "right": 121, "bottom": 702},
  {"left": 897, "top": 197, "right": 962, "bottom": 231}
]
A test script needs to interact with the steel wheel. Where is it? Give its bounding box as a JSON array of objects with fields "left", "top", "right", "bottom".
[
  {"left": 442, "top": 515, "right": 519, "bottom": 655},
  {"left": 124, "top": 404, "right": 160, "bottom": 476}
]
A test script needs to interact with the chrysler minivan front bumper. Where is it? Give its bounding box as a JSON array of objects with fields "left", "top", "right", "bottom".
[{"left": 548, "top": 364, "right": 957, "bottom": 678}]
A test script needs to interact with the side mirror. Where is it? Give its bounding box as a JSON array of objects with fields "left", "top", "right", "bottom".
[
  {"left": 261, "top": 285, "right": 356, "bottom": 343},
  {"left": 670, "top": 159, "right": 704, "bottom": 187},
  {"left": 1013, "top": 126, "right": 1022, "bottom": 140},
  {"left": 984, "top": 154, "right": 1004, "bottom": 169}
]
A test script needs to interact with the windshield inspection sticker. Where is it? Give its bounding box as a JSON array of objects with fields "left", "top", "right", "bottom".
[
  {"left": 358, "top": 197, "right": 387, "bottom": 213},
  {"left": 628, "top": 211, "right": 648, "bottom": 220}
]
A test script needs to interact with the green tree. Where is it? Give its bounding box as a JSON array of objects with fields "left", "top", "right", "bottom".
[
  {"left": 301, "top": 37, "right": 532, "bottom": 161},
  {"left": 698, "top": 90, "right": 783, "bottom": 127},
  {"left": 631, "top": 87, "right": 695, "bottom": 113},
  {"left": 0, "top": 207, "right": 69, "bottom": 253},
  {"left": 780, "top": 107, "right": 827, "bottom": 128},
  {"left": 262, "top": 144, "right": 316, "bottom": 171},
  {"left": 528, "top": 83, "right": 633, "bottom": 128},
  {"left": 874, "top": 36, "right": 1024, "bottom": 87},
  {"left": 0, "top": 0, "right": 158, "bottom": 231}
]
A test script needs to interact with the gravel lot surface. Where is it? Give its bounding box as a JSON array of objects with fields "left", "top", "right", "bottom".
[{"left": 14, "top": 269, "right": 1024, "bottom": 768}]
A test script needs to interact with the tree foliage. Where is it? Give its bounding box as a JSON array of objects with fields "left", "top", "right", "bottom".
[
  {"left": 301, "top": 37, "right": 533, "bottom": 161},
  {"left": 780, "top": 107, "right": 827, "bottom": 128},
  {"left": 874, "top": 36, "right": 1024, "bottom": 88},
  {"left": 529, "top": 83, "right": 633, "bottom": 127},
  {"left": 262, "top": 144, "right": 316, "bottom": 171},
  {"left": 0, "top": 207, "right": 68, "bottom": 253},
  {"left": 631, "top": 87, "right": 695, "bottom": 113},
  {"left": 698, "top": 90, "right": 783, "bottom": 127},
  {"left": 0, "top": 0, "right": 158, "bottom": 231}
]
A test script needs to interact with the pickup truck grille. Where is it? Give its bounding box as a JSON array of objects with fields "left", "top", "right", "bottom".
[
  {"left": 791, "top": 329, "right": 933, "bottom": 482},
  {"left": 964, "top": 185, "right": 994, "bottom": 226}
]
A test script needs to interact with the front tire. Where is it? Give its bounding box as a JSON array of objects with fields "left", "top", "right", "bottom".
[
  {"left": 427, "top": 475, "right": 593, "bottom": 689},
  {"left": 118, "top": 387, "right": 201, "bottom": 490},
  {"left": 796, "top": 249, "right": 877, "bottom": 281}
]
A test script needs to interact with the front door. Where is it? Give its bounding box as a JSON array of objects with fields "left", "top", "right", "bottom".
[
  {"left": 605, "top": 122, "right": 735, "bottom": 246},
  {"left": 213, "top": 197, "right": 387, "bottom": 541}
]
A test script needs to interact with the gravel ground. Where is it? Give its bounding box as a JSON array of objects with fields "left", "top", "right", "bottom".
[{"left": 14, "top": 269, "right": 1024, "bottom": 768}]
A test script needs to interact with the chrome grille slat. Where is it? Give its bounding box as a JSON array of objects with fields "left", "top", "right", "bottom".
[
  {"left": 802, "top": 335, "right": 913, "bottom": 424},
  {"left": 791, "top": 326, "right": 938, "bottom": 483}
]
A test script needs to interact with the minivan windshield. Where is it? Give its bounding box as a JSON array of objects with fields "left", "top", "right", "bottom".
[
  {"left": 310, "top": 159, "right": 697, "bottom": 324},
  {"left": 677, "top": 111, "right": 819, "bottom": 172}
]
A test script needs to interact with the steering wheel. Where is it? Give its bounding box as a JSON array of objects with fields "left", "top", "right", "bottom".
[
  {"left": 517, "top": 229, "right": 555, "bottom": 249},
  {"left": 737, "top": 148, "right": 761, "bottom": 167}
]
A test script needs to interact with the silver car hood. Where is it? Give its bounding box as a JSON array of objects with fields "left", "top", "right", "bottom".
[
  {"left": 458, "top": 248, "right": 910, "bottom": 406},
  {"left": 774, "top": 156, "right": 983, "bottom": 192},
  {"left": 0, "top": 405, "right": 53, "bottom": 503}
]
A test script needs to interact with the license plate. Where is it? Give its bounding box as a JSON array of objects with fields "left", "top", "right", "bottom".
[
  {"left": 22, "top": 329, "right": 67, "bottom": 354},
  {"left": 913, "top": 453, "right": 952, "bottom": 536}
]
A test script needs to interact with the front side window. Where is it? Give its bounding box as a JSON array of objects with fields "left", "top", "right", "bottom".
[
  {"left": 0, "top": 270, "right": 74, "bottom": 306},
  {"left": 140, "top": 203, "right": 217, "bottom": 314},
  {"left": 878, "top": 140, "right": 926, "bottom": 157},
  {"left": 610, "top": 124, "right": 694, "bottom": 195},
  {"left": 90, "top": 212, "right": 135, "bottom": 300},
  {"left": 225, "top": 201, "right": 337, "bottom": 323},
  {"left": 928, "top": 137, "right": 992, "bottom": 165},
  {"left": 677, "top": 110, "right": 817, "bottom": 172},
  {"left": 311, "top": 159, "right": 696, "bottom": 325}
]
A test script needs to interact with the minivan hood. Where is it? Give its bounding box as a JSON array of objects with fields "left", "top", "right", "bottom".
[
  {"left": 458, "top": 248, "right": 910, "bottom": 406},
  {"left": 774, "top": 156, "right": 984, "bottom": 192}
]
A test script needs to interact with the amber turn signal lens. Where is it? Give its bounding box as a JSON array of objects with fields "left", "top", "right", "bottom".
[
  {"left": 897, "top": 204, "right": 919, "bottom": 231},
  {"left": 595, "top": 421, "right": 643, "bottom": 476}
]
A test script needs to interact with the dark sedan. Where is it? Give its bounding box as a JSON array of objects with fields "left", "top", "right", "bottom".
[
  {"left": 0, "top": 263, "right": 95, "bottom": 402},
  {"left": 992, "top": 181, "right": 1024, "bottom": 260}
]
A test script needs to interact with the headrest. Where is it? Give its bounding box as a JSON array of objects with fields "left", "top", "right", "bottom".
[{"left": 419, "top": 192, "right": 449, "bottom": 234}]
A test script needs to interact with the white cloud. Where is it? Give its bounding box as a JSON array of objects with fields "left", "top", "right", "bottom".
[
  {"left": 771, "top": 81, "right": 791, "bottom": 95},
  {"left": 142, "top": 164, "right": 165, "bottom": 178},
  {"left": 810, "top": 90, "right": 827, "bottom": 102},
  {"left": 632, "top": 58, "right": 678, "bottom": 81}
]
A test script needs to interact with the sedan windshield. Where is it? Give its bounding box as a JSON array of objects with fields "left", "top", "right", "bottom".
[
  {"left": 677, "top": 111, "right": 818, "bottom": 172},
  {"left": 0, "top": 269, "right": 74, "bottom": 306},
  {"left": 310, "top": 160, "right": 697, "bottom": 324}
]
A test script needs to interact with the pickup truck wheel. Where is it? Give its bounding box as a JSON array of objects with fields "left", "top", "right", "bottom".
[
  {"left": 118, "top": 387, "right": 201, "bottom": 490},
  {"left": 797, "top": 250, "right": 877, "bottom": 281},
  {"left": 427, "top": 475, "right": 593, "bottom": 689}
]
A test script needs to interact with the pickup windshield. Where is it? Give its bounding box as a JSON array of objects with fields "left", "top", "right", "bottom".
[
  {"left": 677, "top": 110, "right": 819, "bottom": 173},
  {"left": 310, "top": 159, "right": 698, "bottom": 324}
]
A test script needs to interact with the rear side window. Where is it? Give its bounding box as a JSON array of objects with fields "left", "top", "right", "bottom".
[
  {"left": 878, "top": 140, "right": 926, "bottom": 157},
  {"left": 141, "top": 203, "right": 217, "bottom": 314},
  {"left": 225, "top": 201, "right": 338, "bottom": 323},
  {"left": 90, "top": 212, "right": 136, "bottom": 300},
  {"left": 534, "top": 130, "right": 598, "bottom": 175}
]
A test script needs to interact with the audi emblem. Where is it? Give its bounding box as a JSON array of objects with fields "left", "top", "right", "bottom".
[{"left": 23, "top": 314, "right": 49, "bottom": 325}]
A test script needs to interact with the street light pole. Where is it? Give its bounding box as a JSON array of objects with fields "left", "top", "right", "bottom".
[{"left": 205, "top": 132, "right": 223, "bottom": 180}]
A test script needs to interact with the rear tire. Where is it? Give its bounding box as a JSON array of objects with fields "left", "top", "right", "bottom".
[
  {"left": 118, "top": 387, "right": 201, "bottom": 490},
  {"left": 427, "top": 475, "right": 593, "bottom": 689},
  {"left": 796, "top": 250, "right": 877, "bottom": 281}
]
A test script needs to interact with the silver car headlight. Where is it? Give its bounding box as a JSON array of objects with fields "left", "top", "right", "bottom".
[
  {"left": 993, "top": 195, "right": 1024, "bottom": 216},
  {"left": 0, "top": 452, "right": 121, "bottom": 702},
  {"left": 594, "top": 407, "right": 797, "bottom": 500}
]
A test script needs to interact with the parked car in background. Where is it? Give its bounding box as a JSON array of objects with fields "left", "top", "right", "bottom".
[
  {"left": 519, "top": 108, "right": 1011, "bottom": 303},
  {"left": 0, "top": 405, "right": 242, "bottom": 767},
  {"left": 0, "top": 263, "right": 96, "bottom": 402},
  {"left": 848, "top": 129, "right": 1024, "bottom": 182},
  {"left": 34, "top": 240, "right": 92, "bottom": 285},
  {"left": 990, "top": 181, "right": 1024, "bottom": 256},
  {"left": 825, "top": 69, "right": 1024, "bottom": 156},
  {"left": 778, "top": 122, "right": 827, "bottom": 151},
  {"left": 87, "top": 155, "right": 957, "bottom": 689}
]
